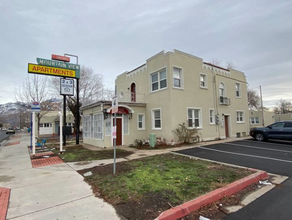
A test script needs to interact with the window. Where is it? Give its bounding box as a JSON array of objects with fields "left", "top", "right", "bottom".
[
  {"left": 137, "top": 114, "right": 145, "bottom": 130},
  {"left": 93, "top": 114, "right": 103, "bottom": 139},
  {"left": 200, "top": 74, "right": 207, "bottom": 88},
  {"left": 236, "top": 111, "right": 244, "bottom": 123},
  {"left": 151, "top": 69, "right": 167, "bottom": 92},
  {"left": 43, "top": 123, "right": 52, "bottom": 128},
  {"left": 123, "top": 115, "right": 129, "bottom": 135},
  {"left": 105, "top": 117, "right": 111, "bottom": 136},
  {"left": 219, "top": 83, "right": 225, "bottom": 97},
  {"left": 188, "top": 108, "right": 202, "bottom": 128},
  {"left": 152, "top": 109, "right": 161, "bottom": 129},
  {"left": 173, "top": 67, "right": 182, "bottom": 88},
  {"left": 284, "top": 122, "right": 292, "bottom": 128},
  {"left": 209, "top": 109, "right": 215, "bottom": 124},
  {"left": 235, "top": 83, "right": 241, "bottom": 97},
  {"left": 83, "top": 116, "right": 91, "bottom": 138},
  {"left": 250, "top": 117, "right": 259, "bottom": 124},
  {"left": 272, "top": 122, "right": 285, "bottom": 128}
]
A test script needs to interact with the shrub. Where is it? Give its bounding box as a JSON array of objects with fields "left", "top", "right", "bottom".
[
  {"left": 173, "top": 122, "right": 200, "bottom": 144},
  {"left": 133, "top": 139, "right": 144, "bottom": 147}
]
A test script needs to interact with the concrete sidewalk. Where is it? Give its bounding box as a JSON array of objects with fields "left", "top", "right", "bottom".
[{"left": 0, "top": 133, "right": 120, "bottom": 220}]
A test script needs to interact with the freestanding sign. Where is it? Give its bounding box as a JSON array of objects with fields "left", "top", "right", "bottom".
[
  {"left": 31, "top": 102, "right": 40, "bottom": 113},
  {"left": 60, "top": 79, "right": 74, "bottom": 96},
  {"left": 52, "top": 54, "right": 70, "bottom": 62},
  {"left": 28, "top": 64, "right": 78, "bottom": 78}
]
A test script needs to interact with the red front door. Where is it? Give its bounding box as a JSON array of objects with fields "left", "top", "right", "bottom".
[
  {"left": 113, "top": 118, "right": 122, "bottom": 145},
  {"left": 224, "top": 116, "right": 229, "bottom": 138}
]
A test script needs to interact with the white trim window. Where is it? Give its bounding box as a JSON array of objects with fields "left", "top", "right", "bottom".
[
  {"left": 151, "top": 69, "right": 167, "bottom": 92},
  {"left": 105, "top": 117, "right": 111, "bottom": 136},
  {"left": 200, "top": 74, "right": 207, "bottom": 88},
  {"left": 82, "top": 116, "right": 91, "bottom": 138},
  {"left": 235, "top": 83, "right": 241, "bottom": 98},
  {"left": 137, "top": 113, "right": 145, "bottom": 130},
  {"left": 123, "top": 115, "right": 129, "bottom": 135},
  {"left": 173, "top": 67, "right": 183, "bottom": 88},
  {"left": 250, "top": 117, "right": 259, "bottom": 124},
  {"left": 219, "top": 82, "right": 225, "bottom": 97},
  {"left": 152, "top": 109, "right": 162, "bottom": 129},
  {"left": 209, "top": 109, "right": 215, "bottom": 124},
  {"left": 236, "top": 111, "right": 245, "bottom": 123},
  {"left": 93, "top": 114, "right": 103, "bottom": 139},
  {"left": 187, "top": 108, "right": 202, "bottom": 128}
]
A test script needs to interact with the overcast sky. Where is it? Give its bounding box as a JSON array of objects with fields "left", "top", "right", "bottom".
[{"left": 1, "top": 0, "right": 291, "bottom": 108}]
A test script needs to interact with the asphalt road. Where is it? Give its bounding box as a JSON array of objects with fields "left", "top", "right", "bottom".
[
  {"left": 176, "top": 139, "right": 292, "bottom": 220},
  {"left": 0, "top": 131, "right": 11, "bottom": 144}
]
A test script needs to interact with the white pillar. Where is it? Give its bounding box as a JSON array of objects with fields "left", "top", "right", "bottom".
[
  {"left": 32, "top": 112, "right": 36, "bottom": 155},
  {"left": 59, "top": 112, "right": 63, "bottom": 153}
]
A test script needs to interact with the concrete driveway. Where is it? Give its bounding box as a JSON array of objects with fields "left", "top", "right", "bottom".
[
  {"left": 0, "top": 133, "right": 120, "bottom": 220},
  {"left": 176, "top": 139, "right": 292, "bottom": 220}
]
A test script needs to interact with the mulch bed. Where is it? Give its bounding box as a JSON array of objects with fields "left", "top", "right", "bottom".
[{"left": 131, "top": 143, "right": 195, "bottom": 150}]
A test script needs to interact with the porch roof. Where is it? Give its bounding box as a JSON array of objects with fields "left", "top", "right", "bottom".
[{"left": 81, "top": 100, "right": 146, "bottom": 111}]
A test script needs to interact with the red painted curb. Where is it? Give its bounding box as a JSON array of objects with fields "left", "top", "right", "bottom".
[
  {"left": 155, "top": 170, "right": 268, "bottom": 220},
  {"left": 0, "top": 187, "right": 11, "bottom": 220}
]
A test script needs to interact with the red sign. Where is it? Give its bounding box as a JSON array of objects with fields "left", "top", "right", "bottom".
[
  {"left": 110, "top": 107, "right": 129, "bottom": 114},
  {"left": 51, "top": 54, "right": 70, "bottom": 62}
]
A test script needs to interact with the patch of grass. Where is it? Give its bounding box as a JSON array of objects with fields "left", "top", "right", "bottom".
[
  {"left": 81, "top": 154, "right": 254, "bottom": 205},
  {"left": 52, "top": 146, "right": 133, "bottom": 162}
]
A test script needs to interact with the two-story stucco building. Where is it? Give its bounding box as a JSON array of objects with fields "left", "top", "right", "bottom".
[{"left": 81, "top": 50, "right": 249, "bottom": 148}]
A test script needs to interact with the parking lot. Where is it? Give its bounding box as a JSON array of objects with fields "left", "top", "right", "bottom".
[{"left": 176, "top": 139, "right": 292, "bottom": 220}]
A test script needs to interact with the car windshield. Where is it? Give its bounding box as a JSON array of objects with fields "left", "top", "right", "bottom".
[{"left": 8, "top": 128, "right": 14, "bottom": 130}]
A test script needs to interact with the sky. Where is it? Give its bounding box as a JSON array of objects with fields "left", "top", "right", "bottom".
[{"left": 1, "top": 0, "right": 292, "bottom": 108}]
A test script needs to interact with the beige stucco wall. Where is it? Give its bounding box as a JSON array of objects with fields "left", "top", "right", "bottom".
[
  {"left": 114, "top": 50, "right": 250, "bottom": 144},
  {"left": 275, "top": 113, "right": 292, "bottom": 122},
  {"left": 249, "top": 110, "right": 275, "bottom": 128}
]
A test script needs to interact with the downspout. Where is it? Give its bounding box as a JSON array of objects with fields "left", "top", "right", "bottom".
[{"left": 212, "top": 67, "right": 221, "bottom": 139}]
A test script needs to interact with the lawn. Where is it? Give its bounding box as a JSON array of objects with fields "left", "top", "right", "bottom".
[
  {"left": 52, "top": 146, "right": 133, "bottom": 162},
  {"left": 78, "top": 154, "right": 254, "bottom": 220}
]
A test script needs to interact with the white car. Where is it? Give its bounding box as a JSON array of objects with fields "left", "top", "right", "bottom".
[{"left": 6, "top": 128, "right": 15, "bottom": 134}]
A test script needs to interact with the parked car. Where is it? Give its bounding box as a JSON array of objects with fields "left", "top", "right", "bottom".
[
  {"left": 250, "top": 121, "right": 292, "bottom": 141},
  {"left": 6, "top": 128, "right": 15, "bottom": 134}
]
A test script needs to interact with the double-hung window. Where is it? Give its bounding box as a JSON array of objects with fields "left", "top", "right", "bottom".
[
  {"left": 173, "top": 67, "right": 182, "bottom": 88},
  {"left": 236, "top": 111, "right": 244, "bottom": 123},
  {"left": 93, "top": 114, "right": 103, "bottom": 139},
  {"left": 83, "top": 116, "right": 91, "bottom": 138},
  {"left": 151, "top": 69, "right": 167, "bottom": 92},
  {"left": 250, "top": 117, "right": 259, "bottom": 124},
  {"left": 188, "top": 108, "right": 202, "bottom": 128},
  {"left": 209, "top": 109, "right": 215, "bottom": 124},
  {"left": 137, "top": 114, "right": 145, "bottom": 130},
  {"left": 200, "top": 74, "right": 207, "bottom": 88},
  {"left": 235, "top": 83, "right": 241, "bottom": 98},
  {"left": 105, "top": 117, "right": 111, "bottom": 136},
  {"left": 152, "top": 109, "right": 161, "bottom": 129}
]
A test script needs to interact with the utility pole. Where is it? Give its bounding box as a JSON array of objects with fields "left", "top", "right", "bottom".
[{"left": 260, "top": 85, "right": 264, "bottom": 126}]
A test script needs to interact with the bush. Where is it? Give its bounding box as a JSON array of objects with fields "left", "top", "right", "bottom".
[
  {"left": 133, "top": 139, "right": 144, "bottom": 147},
  {"left": 173, "top": 122, "right": 200, "bottom": 144}
]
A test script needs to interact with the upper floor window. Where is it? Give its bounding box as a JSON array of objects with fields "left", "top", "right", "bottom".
[
  {"left": 151, "top": 69, "right": 167, "bottom": 92},
  {"left": 219, "top": 83, "right": 226, "bottom": 97},
  {"left": 235, "top": 83, "right": 241, "bottom": 98},
  {"left": 173, "top": 67, "right": 182, "bottom": 88},
  {"left": 200, "top": 74, "right": 207, "bottom": 88}
]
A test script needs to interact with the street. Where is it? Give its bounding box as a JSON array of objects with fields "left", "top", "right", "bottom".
[
  {"left": 176, "top": 139, "right": 292, "bottom": 220},
  {"left": 0, "top": 131, "right": 11, "bottom": 144}
]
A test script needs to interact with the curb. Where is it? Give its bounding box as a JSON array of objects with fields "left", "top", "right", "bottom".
[{"left": 155, "top": 170, "right": 268, "bottom": 220}]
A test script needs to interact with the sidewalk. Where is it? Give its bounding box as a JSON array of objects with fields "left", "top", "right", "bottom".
[{"left": 0, "top": 133, "right": 120, "bottom": 220}]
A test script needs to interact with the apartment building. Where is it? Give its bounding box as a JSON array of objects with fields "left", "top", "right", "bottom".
[
  {"left": 82, "top": 50, "right": 249, "bottom": 148},
  {"left": 249, "top": 110, "right": 275, "bottom": 128}
]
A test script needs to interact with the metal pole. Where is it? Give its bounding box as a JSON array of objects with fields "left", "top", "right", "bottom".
[
  {"left": 59, "top": 112, "right": 63, "bottom": 153},
  {"left": 113, "top": 113, "right": 116, "bottom": 175},
  {"left": 32, "top": 112, "right": 36, "bottom": 155},
  {"left": 64, "top": 53, "right": 79, "bottom": 145},
  {"left": 63, "top": 79, "right": 66, "bottom": 146},
  {"left": 260, "top": 85, "right": 265, "bottom": 126},
  {"left": 30, "top": 112, "right": 32, "bottom": 150}
]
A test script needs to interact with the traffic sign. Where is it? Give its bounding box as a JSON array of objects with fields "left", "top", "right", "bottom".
[
  {"left": 60, "top": 79, "right": 74, "bottom": 96},
  {"left": 112, "top": 126, "right": 117, "bottom": 139},
  {"left": 52, "top": 54, "right": 70, "bottom": 62},
  {"left": 28, "top": 63, "right": 78, "bottom": 78},
  {"left": 31, "top": 102, "right": 40, "bottom": 113},
  {"left": 112, "top": 96, "right": 118, "bottom": 114}
]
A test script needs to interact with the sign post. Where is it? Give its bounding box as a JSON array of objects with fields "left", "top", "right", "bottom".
[
  {"left": 112, "top": 96, "right": 118, "bottom": 175},
  {"left": 31, "top": 102, "right": 40, "bottom": 156},
  {"left": 59, "top": 112, "right": 63, "bottom": 153}
]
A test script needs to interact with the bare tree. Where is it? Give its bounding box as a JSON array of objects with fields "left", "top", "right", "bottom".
[
  {"left": 274, "top": 99, "right": 292, "bottom": 114},
  {"left": 247, "top": 88, "right": 261, "bottom": 109},
  {"left": 226, "top": 61, "right": 235, "bottom": 70},
  {"left": 15, "top": 75, "right": 54, "bottom": 133},
  {"left": 211, "top": 58, "right": 221, "bottom": 66},
  {"left": 51, "top": 66, "right": 104, "bottom": 133}
]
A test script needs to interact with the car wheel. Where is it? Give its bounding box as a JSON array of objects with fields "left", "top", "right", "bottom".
[{"left": 255, "top": 133, "right": 265, "bottom": 141}]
